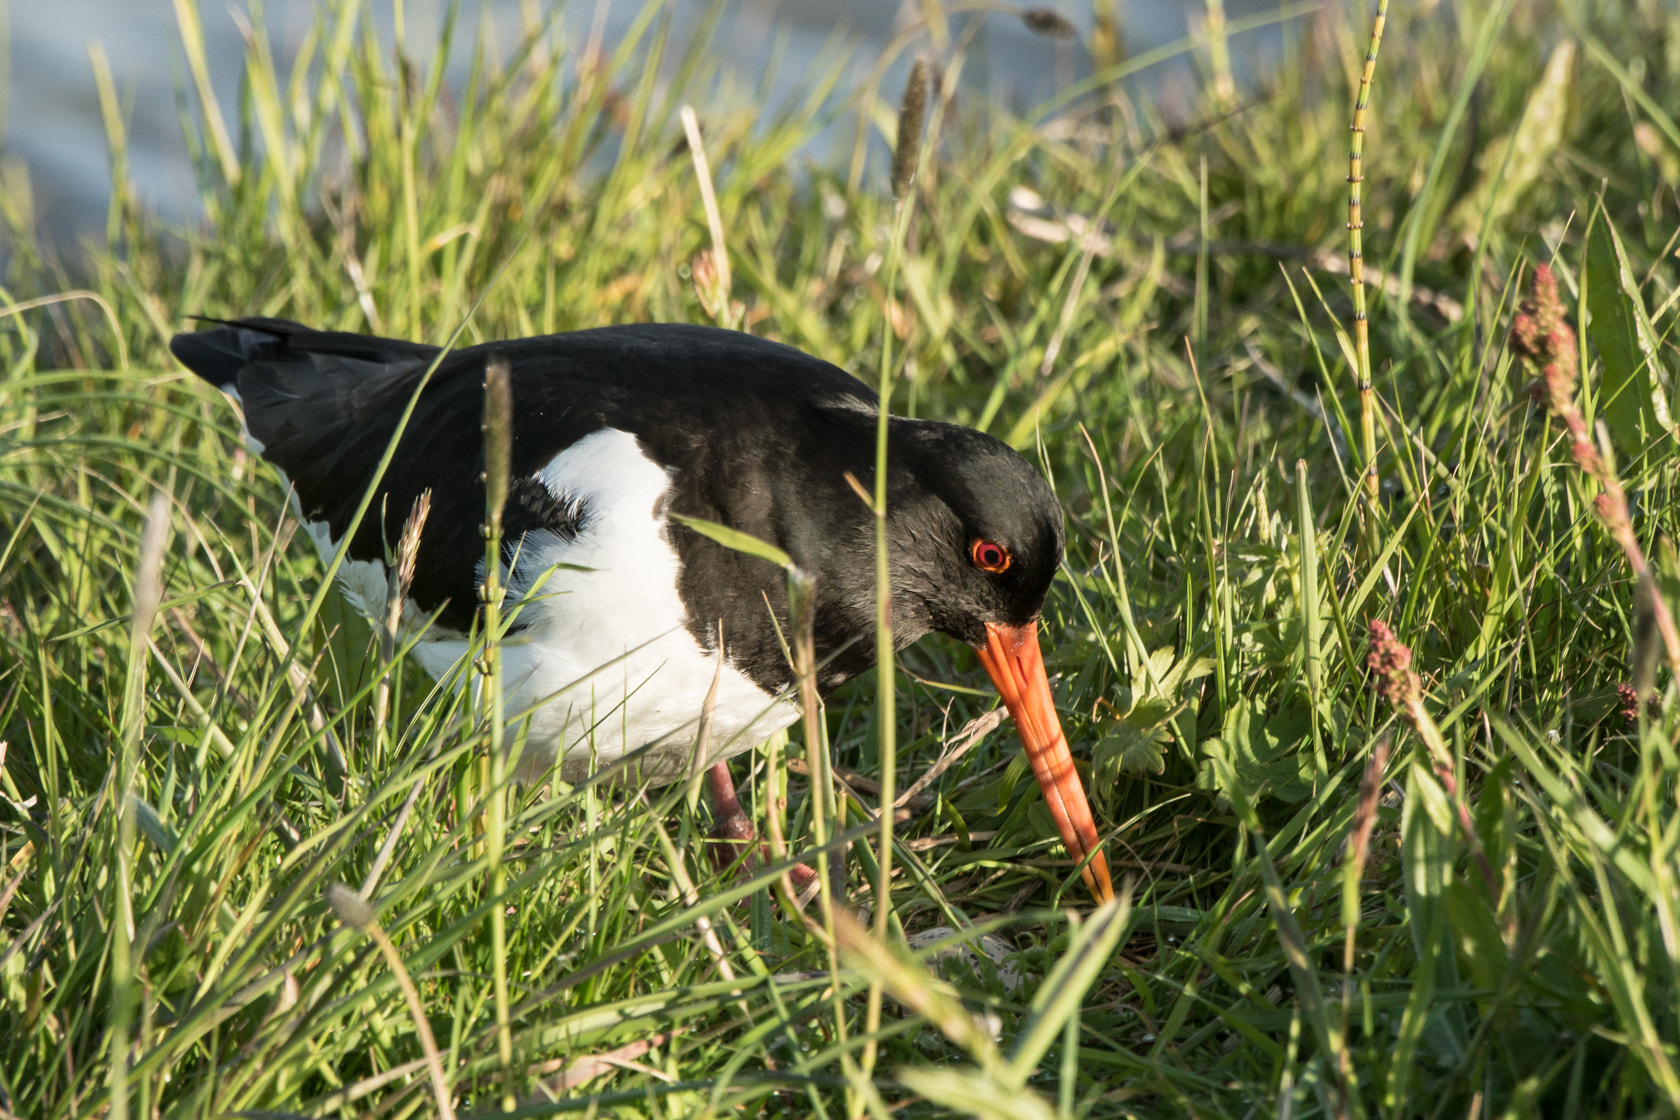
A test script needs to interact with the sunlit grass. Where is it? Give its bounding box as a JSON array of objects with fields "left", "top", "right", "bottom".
[{"left": 4, "top": 0, "right": 1680, "bottom": 1115}]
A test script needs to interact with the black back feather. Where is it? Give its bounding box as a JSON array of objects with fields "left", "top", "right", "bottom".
[{"left": 171, "top": 317, "right": 1063, "bottom": 695}]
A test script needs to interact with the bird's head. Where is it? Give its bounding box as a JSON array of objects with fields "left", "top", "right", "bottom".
[
  {"left": 886, "top": 421, "right": 1065, "bottom": 645},
  {"left": 885, "top": 420, "right": 1114, "bottom": 905}
]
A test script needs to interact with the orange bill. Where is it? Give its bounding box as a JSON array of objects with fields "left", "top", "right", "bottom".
[{"left": 977, "top": 620, "right": 1114, "bottom": 905}]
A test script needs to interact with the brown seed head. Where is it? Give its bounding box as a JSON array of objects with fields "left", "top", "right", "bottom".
[
  {"left": 1510, "top": 310, "right": 1544, "bottom": 363},
  {"left": 1528, "top": 265, "right": 1567, "bottom": 336},
  {"left": 1571, "top": 437, "right": 1603, "bottom": 477},
  {"left": 1020, "top": 8, "right": 1078, "bottom": 37},
  {"left": 891, "top": 56, "right": 931, "bottom": 201},
  {"left": 1595, "top": 491, "right": 1632, "bottom": 535},
  {"left": 1616, "top": 681, "right": 1662, "bottom": 725},
  {"left": 1542, "top": 361, "right": 1575, "bottom": 416}
]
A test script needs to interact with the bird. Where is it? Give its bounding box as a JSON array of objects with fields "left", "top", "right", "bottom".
[{"left": 170, "top": 317, "right": 1114, "bottom": 905}]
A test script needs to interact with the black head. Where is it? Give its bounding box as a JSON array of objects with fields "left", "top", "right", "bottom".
[{"left": 883, "top": 419, "right": 1066, "bottom": 648}]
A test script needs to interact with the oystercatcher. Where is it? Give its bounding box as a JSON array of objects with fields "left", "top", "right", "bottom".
[{"left": 170, "top": 318, "right": 1114, "bottom": 904}]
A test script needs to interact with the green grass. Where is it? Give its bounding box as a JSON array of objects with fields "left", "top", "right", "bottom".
[{"left": 4, "top": 0, "right": 1680, "bottom": 1115}]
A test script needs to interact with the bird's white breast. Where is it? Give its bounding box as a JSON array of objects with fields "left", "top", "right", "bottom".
[{"left": 295, "top": 427, "right": 796, "bottom": 783}]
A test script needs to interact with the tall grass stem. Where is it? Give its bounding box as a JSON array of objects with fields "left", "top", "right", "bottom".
[
  {"left": 480, "top": 354, "right": 515, "bottom": 1109},
  {"left": 107, "top": 490, "right": 169, "bottom": 1120},
  {"left": 1347, "top": 0, "right": 1389, "bottom": 505}
]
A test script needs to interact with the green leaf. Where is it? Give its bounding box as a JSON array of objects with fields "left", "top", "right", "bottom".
[
  {"left": 997, "top": 749, "right": 1033, "bottom": 813},
  {"left": 1197, "top": 697, "right": 1314, "bottom": 805},
  {"left": 1653, "top": 537, "right": 1680, "bottom": 630},
  {"left": 1448, "top": 40, "right": 1574, "bottom": 238},
  {"left": 1586, "top": 203, "right": 1675, "bottom": 452},
  {"left": 1397, "top": 765, "right": 1471, "bottom": 1073},
  {"left": 668, "top": 514, "right": 794, "bottom": 570},
  {"left": 1093, "top": 725, "right": 1169, "bottom": 778},
  {"left": 1490, "top": 719, "right": 1657, "bottom": 893},
  {"left": 1111, "top": 645, "right": 1213, "bottom": 726},
  {"left": 1409, "top": 760, "right": 1456, "bottom": 840},
  {"left": 1444, "top": 879, "right": 1508, "bottom": 993},
  {"left": 1252, "top": 829, "right": 1340, "bottom": 1074}
]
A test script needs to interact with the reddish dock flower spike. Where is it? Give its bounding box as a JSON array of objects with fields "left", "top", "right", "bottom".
[
  {"left": 1509, "top": 264, "right": 1579, "bottom": 417},
  {"left": 1367, "top": 619, "right": 1502, "bottom": 908},
  {"left": 1367, "top": 620, "right": 1421, "bottom": 710},
  {"left": 1507, "top": 259, "right": 1680, "bottom": 672}
]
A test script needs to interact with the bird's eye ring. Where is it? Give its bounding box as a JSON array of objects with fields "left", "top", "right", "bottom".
[{"left": 970, "top": 538, "right": 1011, "bottom": 573}]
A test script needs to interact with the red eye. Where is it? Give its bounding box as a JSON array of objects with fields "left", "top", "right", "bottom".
[{"left": 970, "top": 538, "right": 1011, "bottom": 573}]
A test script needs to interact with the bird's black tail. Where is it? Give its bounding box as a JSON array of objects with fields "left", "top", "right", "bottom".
[
  {"left": 170, "top": 316, "right": 447, "bottom": 393},
  {"left": 168, "top": 317, "right": 306, "bottom": 390}
]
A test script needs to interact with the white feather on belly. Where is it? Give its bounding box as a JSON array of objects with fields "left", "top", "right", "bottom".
[{"left": 293, "top": 427, "right": 796, "bottom": 783}]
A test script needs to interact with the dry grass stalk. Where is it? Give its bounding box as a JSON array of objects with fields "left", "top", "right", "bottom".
[
  {"left": 539, "top": 1030, "right": 685, "bottom": 1093},
  {"left": 681, "top": 105, "right": 742, "bottom": 329}
]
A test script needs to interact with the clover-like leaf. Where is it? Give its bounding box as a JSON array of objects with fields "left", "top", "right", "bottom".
[
  {"left": 1197, "top": 696, "right": 1314, "bottom": 806},
  {"left": 1094, "top": 724, "right": 1170, "bottom": 779}
]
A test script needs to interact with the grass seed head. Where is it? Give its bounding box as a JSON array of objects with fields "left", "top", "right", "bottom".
[
  {"left": 1020, "top": 8, "right": 1078, "bottom": 38},
  {"left": 397, "top": 489, "right": 432, "bottom": 596},
  {"left": 482, "top": 355, "right": 513, "bottom": 538},
  {"left": 890, "top": 55, "right": 931, "bottom": 200}
]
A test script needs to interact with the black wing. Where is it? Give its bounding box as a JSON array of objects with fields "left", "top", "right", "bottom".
[{"left": 171, "top": 318, "right": 881, "bottom": 648}]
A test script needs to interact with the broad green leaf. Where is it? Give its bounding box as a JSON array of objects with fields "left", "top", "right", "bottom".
[
  {"left": 1093, "top": 724, "right": 1170, "bottom": 778},
  {"left": 1399, "top": 766, "right": 1471, "bottom": 1071},
  {"left": 1197, "top": 696, "right": 1315, "bottom": 805},
  {"left": 1448, "top": 40, "right": 1574, "bottom": 237},
  {"left": 1409, "top": 759, "right": 1456, "bottom": 841},
  {"left": 1114, "top": 645, "right": 1214, "bottom": 719},
  {"left": 1444, "top": 879, "right": 1508, "bottom": 993},
  {"left": 127, "top": 795, "right": 177, "bottom": 855},
  {"left": 1586, "top": 203, "right": 1675, "bottom": 452}
]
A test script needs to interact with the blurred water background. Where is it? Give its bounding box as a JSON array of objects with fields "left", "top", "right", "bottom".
[{"left": 1, "top": 0, "right": 1297, "bottom": 252}]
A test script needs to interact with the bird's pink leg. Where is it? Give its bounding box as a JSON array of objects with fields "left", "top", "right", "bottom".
[
  {"left": 705, "top": 762, "right": 819, "bottom": 891},
  {"left": 706, "top": 761, "right": 757, "bottom": 874}
]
